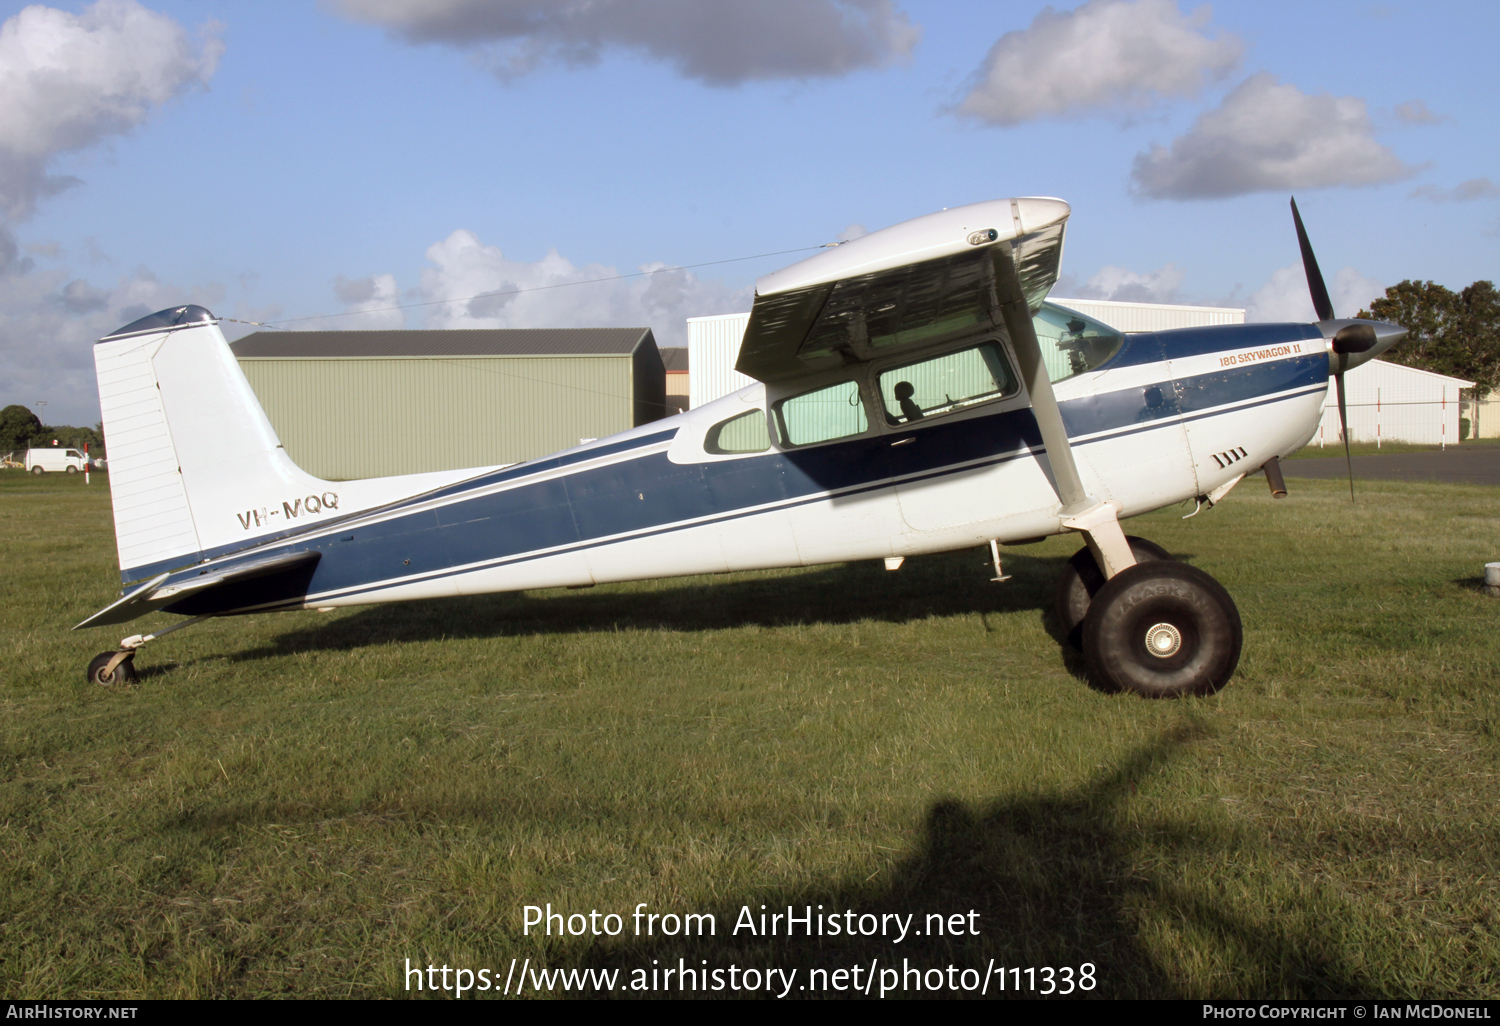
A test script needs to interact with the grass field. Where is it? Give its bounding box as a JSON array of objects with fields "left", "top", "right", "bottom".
[{"left": 2, "top": 469, "right": 1498, "bottom": 999}]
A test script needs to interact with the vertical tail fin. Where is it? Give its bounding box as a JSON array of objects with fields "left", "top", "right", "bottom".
[
  {"left": 95, "top": 306, "right": 498, "bottom": 588},
  {"left": 95, "top": 306, "right": 329, "bottom": 584}
]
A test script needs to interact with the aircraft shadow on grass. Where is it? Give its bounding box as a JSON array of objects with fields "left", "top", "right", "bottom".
[
  {"left": 158, "top": 724, "right": 1395, "bottom": 998},
  {"left": 561, "top": 724, "right": 1374, "bottom": 1001}
]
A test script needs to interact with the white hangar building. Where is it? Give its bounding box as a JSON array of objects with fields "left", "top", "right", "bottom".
[{"left": 1312, "top": 360, "right": 1472, "bottom": 448}]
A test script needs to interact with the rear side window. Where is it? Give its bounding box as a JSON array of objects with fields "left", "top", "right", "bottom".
[
  {"left": 705, "top": 410, "right": 770, "bottom": 454},
  {"left": 774, "top": 381, "right": 869, "bottom": 447},
  {"left": 877, "top": 342, "right": 1017, "bottom": 424}
]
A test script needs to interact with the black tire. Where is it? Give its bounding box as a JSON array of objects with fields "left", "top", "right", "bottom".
[
  {"left": 87, "top": 651, "right": 138, "bottom": 686},
  {"left": 1055, "top": 536, "right": 1172, "bottom": 647},
  {"left": 30, "top": 466, "right": 43, "bottom": 475},
  {"left": 65, "top": 466, "right": 77, "bottom": 474},
  {"left": 1080, "top": 561, "right": 1242, "bottom": 698}
]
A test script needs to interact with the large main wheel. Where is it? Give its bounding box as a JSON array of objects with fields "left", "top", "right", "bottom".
[
  {"left": 1080, "top": 561, "right": 1241, "bottom": 698},
  {"left": 1055, "top": 536, "right": 1172, "bottom": 646},
  {"left": 87, "top": 651, "right": 138, "bottom": 686}
]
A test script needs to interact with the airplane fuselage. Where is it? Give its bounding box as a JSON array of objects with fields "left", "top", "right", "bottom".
[{"left": 149, "top": 320, "right": 1329, "bottom": 619}]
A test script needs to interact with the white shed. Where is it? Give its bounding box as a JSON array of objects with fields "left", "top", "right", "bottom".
[
  {"left": 1313, "top": 360, "right": 1472, "bottom": 448},
  {"left": 1046, "top": 298, "right": 1244, "bottom": 332},
  {"left": 686, "top": 312, "right": 753, "bottom": 408}
]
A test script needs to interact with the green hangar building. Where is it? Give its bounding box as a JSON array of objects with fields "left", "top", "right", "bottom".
[{"left": 229, "top": 328, "right": 667, "bottom": 480}]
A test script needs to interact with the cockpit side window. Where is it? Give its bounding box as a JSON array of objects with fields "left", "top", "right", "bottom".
[
  {"left": 1032, "top": 303, "right": 1124, "bottom": 383},
  {"left": 705, "top": 409, "right": 771, "bottom": 454},
  {"left": 773, "top": 380, "right": 869, "bottom": 446},
  {"left": 876, "top": 342, "right": 1018, "bottom": 425}
]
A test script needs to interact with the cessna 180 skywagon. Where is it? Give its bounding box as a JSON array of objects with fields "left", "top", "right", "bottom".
[{"left": 77, "top": 197, "right": 1404, "bottom": 697}]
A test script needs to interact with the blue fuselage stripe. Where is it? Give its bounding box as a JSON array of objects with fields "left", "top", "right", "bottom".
[{"left": 121, "top": 429, "right": 682, "bottom": 583}]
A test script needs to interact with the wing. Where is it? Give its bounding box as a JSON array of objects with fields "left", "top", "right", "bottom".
[{"left": 735, "top": 198, "right": 1069, "bottom": 383}]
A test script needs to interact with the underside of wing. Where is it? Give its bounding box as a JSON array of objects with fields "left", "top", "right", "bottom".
[{"left": 736, "top": 198, "right": 1069, "bottom": 383}]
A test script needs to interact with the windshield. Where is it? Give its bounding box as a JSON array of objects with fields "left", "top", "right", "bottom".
[{"left": 1032, "top": 302, "right": 1123, "bottom": 383}]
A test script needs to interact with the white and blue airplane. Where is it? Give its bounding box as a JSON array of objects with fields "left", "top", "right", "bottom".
[{"left": 77, "top": 197, "right": 1404, "bottom": 697}]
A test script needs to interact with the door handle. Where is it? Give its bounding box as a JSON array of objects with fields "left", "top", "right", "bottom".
[{"left": 890, "top": 437, "right": 915, "bottom": 447}]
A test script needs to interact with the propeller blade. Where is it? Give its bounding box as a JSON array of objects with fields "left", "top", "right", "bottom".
[
  {"left": 1334, "top": 367, "right": 1354, "bottom": 502},
  {"left": 1291, "top": 197, "right": 1335, "bottom": 322}
]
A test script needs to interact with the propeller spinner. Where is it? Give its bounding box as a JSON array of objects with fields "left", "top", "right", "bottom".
[{"left": 1289, "top": 198, "right": 1407, "bottom": 500}]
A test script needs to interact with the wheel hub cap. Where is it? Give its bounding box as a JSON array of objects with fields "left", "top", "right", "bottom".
[{"left": 1144, "top": 622, "right": 1183, "bottom": 658}]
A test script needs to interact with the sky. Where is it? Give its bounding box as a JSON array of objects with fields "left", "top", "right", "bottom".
[{"left": 1, "top": 0, "right": 1495, "bottom": 426}]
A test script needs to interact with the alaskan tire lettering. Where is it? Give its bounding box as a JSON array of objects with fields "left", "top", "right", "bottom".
[{"left": 1080, "top": 561, "right": 1242, "bottom": 698}]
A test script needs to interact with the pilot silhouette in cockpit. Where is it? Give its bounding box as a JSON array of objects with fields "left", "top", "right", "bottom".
[{"left": 894, "top": 381, "right": 923, "bottom": 423}]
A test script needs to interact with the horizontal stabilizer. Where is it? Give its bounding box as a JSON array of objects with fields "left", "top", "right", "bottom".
[
  {"left": 74, "top": 550, "right": 321, "bottom": 629},
  {"left": 73, "top": 574, "right": 171, "bottom": 630},
  {"left": 154, "top": 549, "right": 322, "bottom": 601}
]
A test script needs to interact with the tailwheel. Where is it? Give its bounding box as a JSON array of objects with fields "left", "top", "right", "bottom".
[
  {"left": 87, "top": 651, "right": 138, "bottom": 687},
  {"left": 1080, "top": 561, "right": 1242, "bottom": 698},
  {"left": 1055, "top": 535, "right": 1172, "bottom": 647}
]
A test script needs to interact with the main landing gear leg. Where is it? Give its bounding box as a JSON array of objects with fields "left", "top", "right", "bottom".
[
  {"left": 1061, "top": 500, "right": 1137, "bottom": 579},
  {"left": 85, "top": 614, "right": 213, "bottom": 686}
]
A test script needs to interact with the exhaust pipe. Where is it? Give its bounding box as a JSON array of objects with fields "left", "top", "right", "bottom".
[{"left": 1262, "top": 456, "right": 1288, "bottom": 499}]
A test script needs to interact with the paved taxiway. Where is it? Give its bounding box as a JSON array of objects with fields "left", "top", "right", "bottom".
[{"left": 1281, "top": 446, "right": 1500, "bottom": 487}]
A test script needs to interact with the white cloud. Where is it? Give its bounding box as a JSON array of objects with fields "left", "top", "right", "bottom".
[
  {"left": 1245, "top": 263, "right": 1384, "bottom": 322},
  {"left": 1410, "top": 178, "right": 1500, "bottom": 203},
  {"left": 0, "top": 254, "right": 225, "bottom": 426},
  {"left": 957, "top": 0, "right": 1240, "bottom": 125},
  {"left": 836, "top": 223, "right": 867, "bottom": 243},
  {"left": 1131, "top": 73, "right": 1414, "bottom": 200},
  {"left": 334, "top": 0, "right": 919, "bottom": 86},
  {"left": 1393, "top": 99, "right": 1445, "bottom": 125},
  {"left": 414, "top": 229, "right": 750, "bottom": 347},
  {"left": 332, "top": 273, "right": 406, "bottom": 329},
  {"left": 1065, "top": 262, "right": 1186, "bottom": 304},
  {"left": 0, "top": 0, "right": 222, "bottom": 220},
  {"left": 1331, "top": 267, "right": 1387, "bottom": 318},
  {"left": 1, "top": 226, "right": 754, "bottom": 425}
]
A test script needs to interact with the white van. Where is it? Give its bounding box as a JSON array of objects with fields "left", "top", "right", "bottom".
[{"left": 24, "top": 448, "right": 90, "bottom": 474}]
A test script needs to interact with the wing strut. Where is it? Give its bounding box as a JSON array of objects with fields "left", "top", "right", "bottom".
[{"left": 994, "top": 244, "right": 1137, "bottom": 579}]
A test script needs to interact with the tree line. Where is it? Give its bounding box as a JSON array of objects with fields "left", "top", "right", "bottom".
[
  {"left": 1360, "top": 280, "right": 1500, "bottom": 398},
  {"left": 0, "top": 405, "right": 104, "bottom": 457}
]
